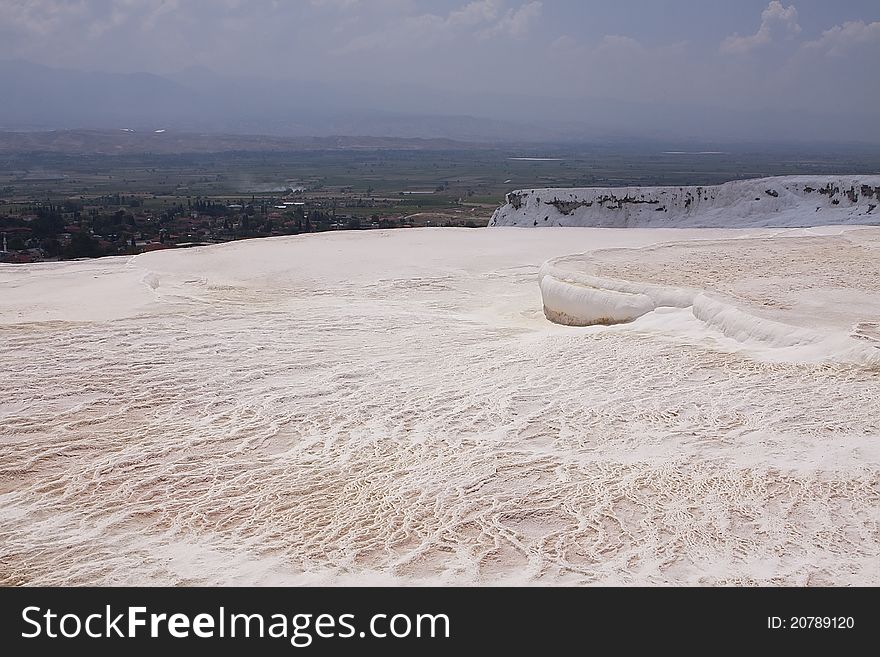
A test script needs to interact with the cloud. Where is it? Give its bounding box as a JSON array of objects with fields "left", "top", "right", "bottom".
[
  {"left": 336, "top": 1, "right": 542, "bottom": 53},
  {"left": 0, "top": 0, "right": 187, "bottom": 39},
  {"left": 336, "top": 0, "right": 542, "bottom": 55},
  {"left": 547, "top": 32, "right": 697, "bottom": 107},
  {"left": 802, "top": 20, "right": 880, "bottom": 57},
  {"left": 0, "top": 0, "right": 876, "bottom": 129},
  {"left": 449, "top": 0, "right": 503, "bottom": 28},
  {"left": 141, "top": 0, "right": 181, "bottom": 31},
  {"left": 720, "top": 1, "right": 800, "bottom": 55},
  {"left": 0, "top": 0, "right": 88, "bottom": 36},
  {"left": 480, "top": 1, "right": 542, "bottom": 39},
  {"left": 334, "top": 1, "right": 487, "bottom": 53},
  {"left": 310, "top": 0, "right": 361, "bottom": 7}
]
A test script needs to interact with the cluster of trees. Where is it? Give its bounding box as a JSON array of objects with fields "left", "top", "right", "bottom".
[
  {"left": 3, "top": 202, "right": 131, "bottom": 259},
  {"left": 30, "top": 206, "right": 67, "bottom": 238},
  {"left": 190, "top": 198, "right": 238, "bottom": 217},
  {"left": 12, "top": 205, "right": 104, "bottom": 257},
  {"left": 95, "top": 194, "right": 141, "bottom": 208}
]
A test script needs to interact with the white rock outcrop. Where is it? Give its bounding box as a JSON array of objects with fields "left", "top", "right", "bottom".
[{"left": 490, "top": 176, "right": 880, "bottom": 228}]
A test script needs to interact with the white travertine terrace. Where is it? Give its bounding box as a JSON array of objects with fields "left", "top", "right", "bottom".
[
  {"left": 1, "top": 225, "right": 878, "bottom": 586},
  {"left": 538, "top": 231, "right": 880, "bottom": 367},
  {"left": 491, "top": 175, "right": 880, "bottom": 228}
]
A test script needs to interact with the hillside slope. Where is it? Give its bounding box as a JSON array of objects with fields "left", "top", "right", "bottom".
[{"left": 490, "top": 176, "right": 880, "bottom": 228}]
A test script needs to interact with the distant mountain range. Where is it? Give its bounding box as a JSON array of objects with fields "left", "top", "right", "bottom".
[
  {"left": 0, "top": 129, "right": 492, "bottom": 155},
  {"left": 0, "top": 60, "right": 566, "bottom": 143},
  {"left": 1, "top": 60, "right": 877, "bottom": 145}
]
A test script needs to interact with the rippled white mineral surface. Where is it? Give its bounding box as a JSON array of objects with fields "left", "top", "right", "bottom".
[{"left": 1, "top": 226, "right": 878, "bottom": 585}]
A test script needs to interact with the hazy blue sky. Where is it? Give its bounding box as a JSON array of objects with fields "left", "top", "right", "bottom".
[{"left": 1, "top": 1, "right": 878, "bottom": 125}]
